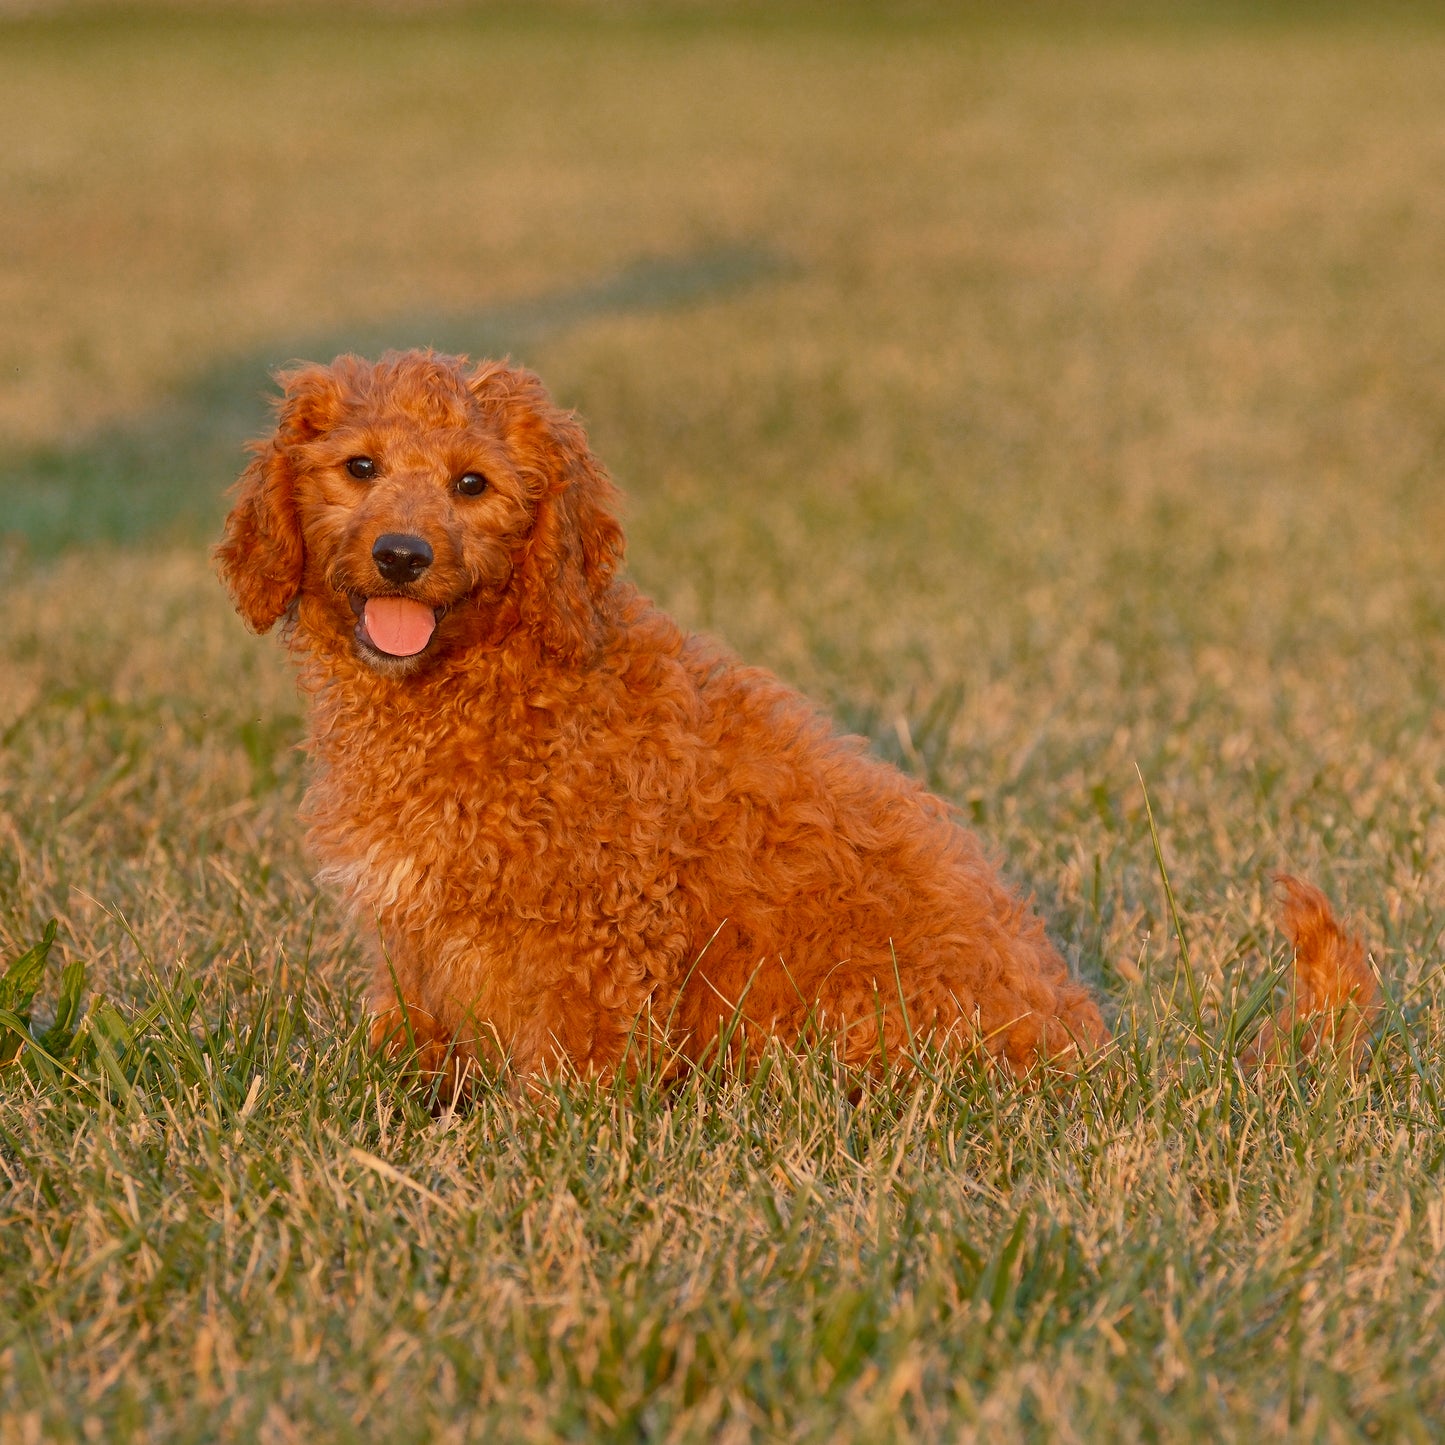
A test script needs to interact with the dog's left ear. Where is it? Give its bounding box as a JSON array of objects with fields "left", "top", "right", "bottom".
[{"left": 470, "top": 362, "right": 625, "bottom": 664}]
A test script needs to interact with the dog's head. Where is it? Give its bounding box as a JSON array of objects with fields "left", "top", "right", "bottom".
[{"left": 215, "top": 350, "right": 624, "bottom": 673}]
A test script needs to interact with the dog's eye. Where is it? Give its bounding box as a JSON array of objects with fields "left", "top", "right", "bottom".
[
  {"left": 346, "top": 457, "right": 377, "bottom": 480},
  {"left": 456, "top": 472, "right": 488, "bottom": 497}
]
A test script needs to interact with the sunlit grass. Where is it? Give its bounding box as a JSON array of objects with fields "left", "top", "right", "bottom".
[
  {"left": 3, "top": 2, "right": 1444, "bottom": 1439},
  {"left": 4, "top": 906, "right": 1443, "bottom": 1439}
]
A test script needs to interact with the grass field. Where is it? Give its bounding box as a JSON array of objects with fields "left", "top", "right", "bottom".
[{"left": 3, "top": 3, "right": 1445, "bottom": 1439}]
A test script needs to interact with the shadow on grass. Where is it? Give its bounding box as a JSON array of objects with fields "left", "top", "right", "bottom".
[{"left": 0, "top": 243, "right": 787, "bottom": 559}]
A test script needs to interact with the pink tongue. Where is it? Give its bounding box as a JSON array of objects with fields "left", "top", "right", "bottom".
[{"left": 363, "top": 597, "right": 437, "bottom": 657}]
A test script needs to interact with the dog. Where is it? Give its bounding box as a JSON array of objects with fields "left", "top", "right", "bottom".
[{"left": 216, "top": 350, "right": 1379, "bottom": 1089}]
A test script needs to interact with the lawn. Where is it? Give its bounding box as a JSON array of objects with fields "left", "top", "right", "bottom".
[{"left": 2, "top": 2, "right": 1444, "bottom": 1439}]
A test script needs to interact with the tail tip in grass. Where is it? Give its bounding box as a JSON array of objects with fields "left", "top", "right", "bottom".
[{"left": 1243, "top": 873, "right": 1381, "bottom": 1072}]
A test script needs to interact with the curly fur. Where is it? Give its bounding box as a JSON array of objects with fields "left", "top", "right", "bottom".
[
  {"left": 216, "top": 350, "right": 1377, "bottom": 1088},
  {"left": 1242, "top": 875, "right": 1379, "bottom": 1069}
]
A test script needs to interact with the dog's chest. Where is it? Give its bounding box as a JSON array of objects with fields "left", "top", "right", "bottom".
[{"left": 304, "top": 713, "right": 685, "bottom": 928}]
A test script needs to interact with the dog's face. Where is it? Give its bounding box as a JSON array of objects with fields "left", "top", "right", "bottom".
[{"left": 215, "top": 351, "right": 623, "bottom": 672}]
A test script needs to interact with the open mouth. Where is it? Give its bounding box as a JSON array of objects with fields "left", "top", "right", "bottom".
[{"left": 349, "top": 593, "right": 448, "bottom": 659}]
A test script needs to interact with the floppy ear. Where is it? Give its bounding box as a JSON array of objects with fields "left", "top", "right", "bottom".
[
  {"left": 214, "top": 438, "right": 303, "bottom": 633},
  {"left": 470, "top": 362, "right": 625, "bottom": 664},
  {"left": 521, "top": 414, "right": 626, "bottom": 663},
  {"left": 214, "top": 364, "right": 339, "bottom": 634}
]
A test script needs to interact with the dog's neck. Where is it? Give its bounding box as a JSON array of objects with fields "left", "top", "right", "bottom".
[{"left": 298, "top": 625, "right": 598, "bottom": 755}]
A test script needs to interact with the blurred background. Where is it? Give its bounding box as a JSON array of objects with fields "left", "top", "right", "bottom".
[{"left": 1, "top": 0, "right": 1442, "bottom": 986}]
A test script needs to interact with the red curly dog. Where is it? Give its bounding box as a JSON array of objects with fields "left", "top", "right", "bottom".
[{"left": 216, "top": 350, "right": 1377, "bottom": 1087}]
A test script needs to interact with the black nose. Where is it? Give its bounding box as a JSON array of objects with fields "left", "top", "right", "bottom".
[{"left": 372, "top": 533, "right": 434, "bottom": 584}]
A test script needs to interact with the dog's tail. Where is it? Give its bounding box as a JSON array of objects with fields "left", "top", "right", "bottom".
[{"left": 1241, "top": 873, "right": 1381, "bottom": 1070}]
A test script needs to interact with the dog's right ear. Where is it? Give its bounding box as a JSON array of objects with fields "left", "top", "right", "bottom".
[
  {"left": 214, "top": 438, "right": 302, "bottom": 633},
  {"left": 214, "top": 365, "right": 337, "bottom": 633}
]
